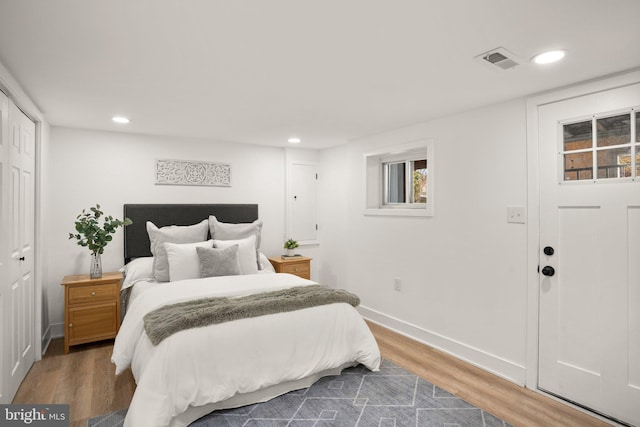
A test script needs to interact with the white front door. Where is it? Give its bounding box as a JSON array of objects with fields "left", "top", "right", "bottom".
[
  {"left": 538, "top": 82, "right": 640, "bottom": 426},
  {"left": 0, "top": 101, "right": 36, "bottom": 403}
]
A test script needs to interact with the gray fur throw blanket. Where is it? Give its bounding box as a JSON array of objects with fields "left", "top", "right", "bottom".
[{"left": 143, "top": 285, "right": 360, "bottom": 345}]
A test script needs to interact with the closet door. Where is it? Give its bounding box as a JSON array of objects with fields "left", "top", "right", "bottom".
[
  {"left": 289, "top": 162, "right": 318, "bottom": 243},
  {"left": 0, "top": 90, "right": 9, "bottom": 403},
  {"left": 2, "top": 101, "right": 35, "bottom": 403}
]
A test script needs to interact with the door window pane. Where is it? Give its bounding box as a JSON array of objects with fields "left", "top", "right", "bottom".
[
  {"left": 597, "top": 114, "right": 630, "bottom": 147},
  {"left": 564, "top": 120, "right": 592, "bottom": 151},
  {"left": 636, "top": 111, "right": 639, "bottom": 142},
  {"left": 564, "top": 152, "right": 593, "bottom": 181},
  {"left": 597, "top": 147, "right": 632, "bottom": 179}
]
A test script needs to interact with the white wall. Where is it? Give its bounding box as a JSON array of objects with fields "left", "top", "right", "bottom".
[
  {"left": 44, "top": 127, "right": 291, "bottom": 334},
  {"left": 319, "top": 99, "right": 529, "bottom": 384},
  {"left": 317, "top": 145, "right": 350, "bottom": 289},
  {"left": 38, "top": 122, "right": 51, "bottom": 350}
]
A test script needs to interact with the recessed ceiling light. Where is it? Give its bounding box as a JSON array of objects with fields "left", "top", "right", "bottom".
[
  {"left": 112, "top": 116, "right": 130, "bottom": 124},
  {"left": 288, "top": 137, "right": 301, "bottom": 144},
  {"left": 531, "top": 49, "right": 566, "bottom": 65}
]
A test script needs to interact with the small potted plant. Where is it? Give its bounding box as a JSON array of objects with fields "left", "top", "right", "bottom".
[
  {"left": 69, "top": 204, "right": 132, "bottom": 278},
  {"left": 284, "top": 238, "right": 299, "bottom": 257}
]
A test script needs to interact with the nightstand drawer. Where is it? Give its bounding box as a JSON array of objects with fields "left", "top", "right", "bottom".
[
  {"left": 68, "top": 283, "right": 118, "bottom": 305},
  {"left": 280, "top": 263, "right": 310, "bottom": 277},
  {"left": 267, "top": 256, "right": 312, "bottom": 280}
]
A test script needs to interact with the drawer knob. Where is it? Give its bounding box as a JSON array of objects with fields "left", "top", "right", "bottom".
[
  {"left": 91, "top": 291, "right": 96, "bottom": 296},
  {"left": 68, "top": 323, "right": 73, "bottom": 328}
]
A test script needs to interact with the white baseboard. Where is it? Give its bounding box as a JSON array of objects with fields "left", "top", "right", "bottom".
[
  {"left": 49, "top": 322, "right": 64, "bottom": 339},
  {"left": 41, "top": 322, "right": 65, "bottom": 356},
  {"left": 359, "top": 305, "right": 527, "bottom": 386},
  {"left": 40, "top": 325, "right": 52, "bottom": 356}
]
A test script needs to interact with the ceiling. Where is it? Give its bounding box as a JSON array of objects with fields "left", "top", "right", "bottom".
[{"left": 0, "top": 0, "right": 639, "bottom": 149}]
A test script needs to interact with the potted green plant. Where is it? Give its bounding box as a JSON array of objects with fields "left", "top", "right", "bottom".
[
  {"left": 284, "top": 238, "right": 299, "bottom": 257},
  {"left": 69, "top": 204, "right": 132, "bottom": 278}
]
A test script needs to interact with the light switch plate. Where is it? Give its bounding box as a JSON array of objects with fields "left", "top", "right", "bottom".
[{"left": 507, "top": 206, "right": 526, "bottom": 224}]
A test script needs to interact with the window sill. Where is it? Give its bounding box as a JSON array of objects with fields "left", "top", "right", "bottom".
[
  {"left": 364, "top": 208, "right": 431, "bottom": 217},
  {"left": 298, "top": 239, "right": 319, "bottom": 246}
]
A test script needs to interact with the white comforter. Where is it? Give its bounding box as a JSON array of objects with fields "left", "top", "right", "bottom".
[{"left": 112, "top": 273, "right": 381, "bottom": 427}]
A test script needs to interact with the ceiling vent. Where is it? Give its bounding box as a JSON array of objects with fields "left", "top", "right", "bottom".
[{"left": 475, "top": 47, "right": 521, "bottom": 71}]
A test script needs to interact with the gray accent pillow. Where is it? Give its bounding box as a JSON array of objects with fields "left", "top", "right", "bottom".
[
  {"left": 196, "top": 245, "right": 241, "bottom": 278},
  {"left": 147, "top": 220, "right": 209, "bottom": 282}
]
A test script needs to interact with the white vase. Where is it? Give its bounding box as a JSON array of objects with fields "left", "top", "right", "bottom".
[{"left": 286, "top": 249, "right": 295, "bottom": 257}]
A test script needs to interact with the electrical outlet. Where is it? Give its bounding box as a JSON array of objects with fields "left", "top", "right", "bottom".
[
  {"left": 394, "top": 278, "right": 402, "bottom": 292},
  {"left": 507, "top": 206, "right": 526, "bottom": 224}
]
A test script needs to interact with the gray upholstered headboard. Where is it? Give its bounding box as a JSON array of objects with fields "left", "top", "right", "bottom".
[{"left": 123, "top": 204, "right": 259, "bottom": 263}]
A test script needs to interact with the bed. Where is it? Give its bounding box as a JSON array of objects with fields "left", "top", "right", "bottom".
[{"left": 111, "top": 204, "right": 381, "bottom": 427}]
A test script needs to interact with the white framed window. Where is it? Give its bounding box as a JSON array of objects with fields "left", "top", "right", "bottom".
[
  {"left": 560, "top": 107, "right": 639, "bottom": 183},
  {"left": 364, "top": 139, "right": 434, "bottom": 217},
  {"left": 382, "top": 156, "right": 427, "bottom": 206}
]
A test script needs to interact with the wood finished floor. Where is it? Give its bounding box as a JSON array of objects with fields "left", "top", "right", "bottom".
[{"left": 13, "top": 322, "right": 611, "bottom": 427}]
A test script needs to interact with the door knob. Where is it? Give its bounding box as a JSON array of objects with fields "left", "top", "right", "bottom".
[
  {"left": 543, "top": 246, "right": 554, "bottom": 256},
  {"left": 541, "top": 266, "right": 555, "bottom": 277}
]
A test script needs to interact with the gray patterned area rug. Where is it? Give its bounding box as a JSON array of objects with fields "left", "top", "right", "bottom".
[{"left": 87, "top": 360, "right": 511, "bottom": 426}]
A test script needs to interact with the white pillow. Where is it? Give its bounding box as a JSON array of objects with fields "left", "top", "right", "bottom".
[
  {"left": 208, "top": 216, "right": 263, "bottom": 249},
  {"left": 209, "top": 216, "right": 262, "bottom": 269},
  {"left": 147, "top": 220, "right": 209, "bottom": 282},
  {"left": 213, "top": 235, "right": 258, "bottom": 275},
  {"left": 165, "top": 240, "right": 213, "bottom": 282},
  {"left": 119, "top": 257, "right": 154, "bottom": 290},
  {"left": 258, "top": 253, "right": 275, "bottom": 273}
]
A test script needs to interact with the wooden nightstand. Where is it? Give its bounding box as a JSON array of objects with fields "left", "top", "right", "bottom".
[
  {"left": 268, "top": 256, "right": 312, "bottom": 280},
  {"left": 60, "top": 271, "right": 122, "bottom": 354}
]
